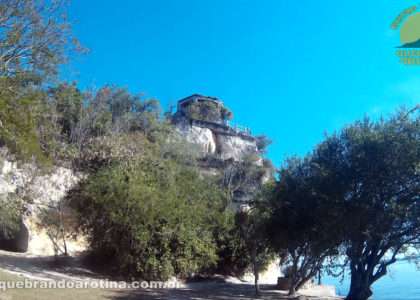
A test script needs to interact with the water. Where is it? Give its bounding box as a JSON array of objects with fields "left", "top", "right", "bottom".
[{"left": 322, "top": 260, "right": 420, "bottom": 300}]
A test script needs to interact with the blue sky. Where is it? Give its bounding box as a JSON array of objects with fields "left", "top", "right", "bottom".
[{"left": 68, "top": 0, "right": 420, "bottom": 167}]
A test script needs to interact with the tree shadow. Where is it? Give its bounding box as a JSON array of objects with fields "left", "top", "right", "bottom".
[
  {"left": 0, "top": 250, "right": 337, "bottom": 300},
  {"left": 108, "top": 282, "right": 291, "bottom": 300},
  {"left": 0, "top": 249, "right": 113, "bottom": 281}
]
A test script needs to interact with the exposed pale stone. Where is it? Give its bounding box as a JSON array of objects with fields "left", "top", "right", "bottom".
[
  {"left": 216, "top": 134, "right": 261, "bottom": 163},
  {"left": 176, "top": 122, "right": 217, "bottom": 154},
  {"left": 0, "top": 150, "right": 86, "bottom": 255},
  {"left": 175, "top": 121, "right": 262, "bottom": 165}
]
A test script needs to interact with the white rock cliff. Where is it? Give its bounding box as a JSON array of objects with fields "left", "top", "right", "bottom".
[
  {"left": 175, "top": 119, "right": 262, "bottom": 165},
  {"left": 0, "top": 149, "right": 86, "bottom": 255}
]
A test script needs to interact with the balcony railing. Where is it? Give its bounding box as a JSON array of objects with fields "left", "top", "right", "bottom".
[{"left": 225, "top": 120, "right": 251, "bottom": 135}]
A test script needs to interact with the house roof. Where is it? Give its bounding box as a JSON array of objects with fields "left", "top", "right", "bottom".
[{"left": 177, "top": 94, "right": 223, "bottom": 104}]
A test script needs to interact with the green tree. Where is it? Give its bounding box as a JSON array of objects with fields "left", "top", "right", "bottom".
[
  {"left": 267, "top": 156, "right": 341, "bottom": 295},
  {"left": 309, "top": 106, "right": 420, "bottom": 300},
  {"left": 0, "top": 76, "right": 55, "bottom": 162},
  {"left": 68, "top": 132, "right": 227, "bottom": 280},
  {"left": 221, "top": 153, "right": 275, "bottom": 295},
  {"left": 48, "top": 83, "right": 83, "bottom": 140},
  {"left": 221, "top": 153, "right": 266, "bottom": 205},
  {"left": 0, "top": 192, "right": 26, "bottom": 239},
  {"left": 184, "top": 101, "right": 233, "bottom": 123},
  {"left": 221, "top": 106, "right": 233, "bottom": 121},
  {"left": 0, "top": 0, "right": 85, "bottom": 162},
  {"left": 84, "top": 85, "right": 162, "bottom": 138},
  {"left": 236, "top": 203, "right": 275, "bottom": 295},
  {"left": 0, "top": 0, "right": 86, "bottom": 79},
  {"left": 209, "top": 213, "right": 251, "bottom": 277},
  {"left": 255, "top": 134, "right": 274, "bottom": 155}
]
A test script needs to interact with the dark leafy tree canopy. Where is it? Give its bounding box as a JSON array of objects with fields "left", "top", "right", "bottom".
[
  {"left": 184, "top": 101, "right": 233, "bottom": 123},
  {"left": 267, "top": 155, "right": 342, "bottom": 295},
  {"left": 310, "top": 106, "right": 420, "bottom": 300},
  {"left": 68, "top": 131, "right": 229, "bottom": 280}
]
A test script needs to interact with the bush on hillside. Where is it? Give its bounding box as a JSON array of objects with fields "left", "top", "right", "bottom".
[{"left": 68, "top": 135, "right": 229, "bottom": 280}]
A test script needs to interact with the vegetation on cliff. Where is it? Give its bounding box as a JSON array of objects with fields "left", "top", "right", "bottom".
[
  {"left": 0, "top": 0, "right": 267, "bottom": 278},
  {"left": 184, "top": 100, "right": 233, "bottom": 123},
  {"left": 68, "top": 135, "right": 224, "bottom": 279}
]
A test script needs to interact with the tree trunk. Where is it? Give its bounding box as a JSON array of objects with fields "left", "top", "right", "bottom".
[
  {"left": 292, "top": 277, "right": 312, "bottom": 295},
  {"left": 59, "top": 209, "right": 68, "bottom": 256},
  {"left": 251, "top": 245, "right": 259, "bottom": 295},
  {"left": 288, "top": 286, "right": 296, "bottom": 296},
  {"left": 346, "top": 270, "right": 373, "bottom": 300},
  {"left": 346, "top": 284, "right": 373, "bottom": 300}
]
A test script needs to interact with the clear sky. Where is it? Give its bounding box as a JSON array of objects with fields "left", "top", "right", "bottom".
[{"left": 68, "top": 0, "right": 420, "bottom": 167}]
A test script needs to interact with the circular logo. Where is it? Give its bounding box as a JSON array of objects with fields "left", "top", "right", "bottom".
[{"left": 398, "top": 12, "right": 420, "bottom": 48}]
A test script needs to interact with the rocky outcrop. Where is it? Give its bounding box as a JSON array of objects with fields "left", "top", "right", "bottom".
[
  {"left": 175, "top": 119, "right": 261, "bottom": 165},
  {"left": 0, "top": 149, "right": 86, "bottom": 255},
  {"left": 216, "top": 134, "right": 259, "bottom": 162},
  {"left": 176, "top": 120, "right": 217, "bottom": 154},
  {"left": 0, "top": 219, "right": 28, "bottom": 252}
]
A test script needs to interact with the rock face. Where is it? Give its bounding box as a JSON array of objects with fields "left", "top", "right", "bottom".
[
  {"left": 175, "top": 119, "right": 261, "bottom": 165},
  {"left": 0, "top": 149, "right": 86, "bottom": 255},
  {"left": 0, "top": 219, "right": 28, "bottom": 252},
  {"left": 174, "top": 107, "right": 265, "bottom": 214},
  {"left": 176, "top": 120, "right": 217, "bottom": 154},
  {"left": 216, "top": 134, "right": 259, "bottom": 162}
]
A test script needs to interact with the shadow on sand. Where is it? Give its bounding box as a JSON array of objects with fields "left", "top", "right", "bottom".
[{"left": 108, "top": 281, "right": 297, "bottom": 300}]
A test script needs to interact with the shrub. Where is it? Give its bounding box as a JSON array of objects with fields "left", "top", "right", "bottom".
[
  {"left": 207, "top": 213, "right": 250, "bottom": 277},
  {"left": 68, "top": 141, "right": 227, "bottom": 280},
  {"left": 184, "top": 101, "right": 233, "bottom": 123}
]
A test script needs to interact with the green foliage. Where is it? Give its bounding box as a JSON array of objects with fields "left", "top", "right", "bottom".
[
  {"left": 48, "top": 83, "right": 83, "bottom": 139},
  {"left": 255, "top": 134, "right": 274, "bottom": 155},
  {"left": 0, "top": 0, "right": 270, "bottom": 282},
  {"left": 267, "top": 106, "right": 419, "bottom": 299},
  {"left": 221, "top": 106, "right": 233, "bottom": 121},
  {"left": 221, "top": 153, "right": 270, "bottom": 207},
  {"left": 220, "top": 152, "right": 275, "bottom": 294},
  {"left": 69, "top": 85, "right": 163, "bottom": 143},
  {"left": 0, "top": 0, "right": 87, "bottom": 80},
  {"left": 0, "top": 0, "right": 85, "bottom": 163},
  {"left": 184, "top": 101, "right": 232, "bottom": 123},
  {"left": 267, "top": 155, "right": 341, "bottom": 294},
  {"left": 207, "top": 212, "right": 250, "bottom": 277},
  {"left": 0, "top": 76, "right": 55, "bottom": 164},
  {"left": 68, "top": 135, "right": 227, "bottom": 280},
  {"left": 308, "top": 107, "right": 420, "bottom": 300},
  {"left": 235, "top": 206, "right": 276, "bottom": 269},
  {"left": 0, "top": 192, "right": 27, "bottom": 238}
]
